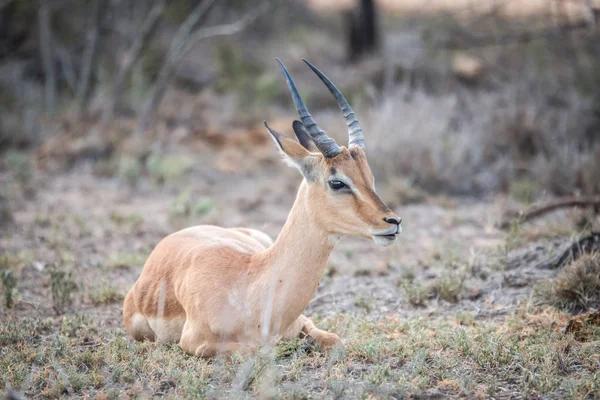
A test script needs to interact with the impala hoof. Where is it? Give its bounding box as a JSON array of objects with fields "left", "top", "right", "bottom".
[{"left": 307, "top": 331, "right": 344, "bottom": 350}]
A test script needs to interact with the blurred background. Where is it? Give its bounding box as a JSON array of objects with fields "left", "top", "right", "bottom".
[
  {"left": 1, "top": 1, "right": 600, "bottom": 397},
  {"left": 1, "top": 0, "right": 598, "bottom": 199}
]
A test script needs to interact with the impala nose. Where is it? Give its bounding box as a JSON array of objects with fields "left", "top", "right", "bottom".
[{"left": 384, "top": 217, "right": 402, "bottom": 226}]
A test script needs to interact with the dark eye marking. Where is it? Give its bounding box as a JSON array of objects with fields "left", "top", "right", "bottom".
[{"left": 328, "top": 180, "right": 349, "bottom": 191}]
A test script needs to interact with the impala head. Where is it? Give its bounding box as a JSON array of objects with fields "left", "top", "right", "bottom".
[{"left": 265, "top": 59, "right": 402, "bottom": 246}]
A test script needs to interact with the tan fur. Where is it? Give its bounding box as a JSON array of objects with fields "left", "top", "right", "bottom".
[{"left": 124, "top": 136, "right": 400, "bottom": 357}]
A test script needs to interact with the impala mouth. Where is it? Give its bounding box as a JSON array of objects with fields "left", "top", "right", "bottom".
[{"left": 371, "top": 225, "right": 401, "bottom": 246}]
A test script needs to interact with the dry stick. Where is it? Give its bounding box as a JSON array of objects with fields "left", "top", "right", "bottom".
[
  {"left": 75, "top": 0, "right": 103, "bottom": 114},
  {"left": 499, "top": 196, "right": 600, "bottom": 229},
  {"left": 39, "top": 1, "right": 56, "bottom": 115},
  {"left": 134, "top": 0, "right": 269, "bottom": 137},
  {"left": 180, "top": 4, "right": 270, "bottom": 57},
  {"left": 547, "top": 232, "right": 600, "bottom": 269},
  {"left": 98, "top": 0, "right": 166, "bottom": 129},
  {"left": 134, "top": 0, "right": 218, "bottom": 137}
]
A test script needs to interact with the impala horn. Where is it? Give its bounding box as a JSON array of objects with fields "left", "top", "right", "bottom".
[
  {"left": 303, "top": 59, "right": 365, "bottom": 150},
  {"left": 276, "top": 58, "right": 341, "bottom": 158}
]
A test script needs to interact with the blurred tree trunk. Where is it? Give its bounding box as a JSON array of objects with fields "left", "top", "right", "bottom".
[
  {"left": 75, "top": 0, "right": 104, "bottom": 115},
  {"left": 134, "top": 0, "right": 268, "bottom": 137},
  {"left": 344, "top": 0, "right": 380, "bottom": 62},
  {"left": 0, "top": 1, "right": 26, "bottom": 60},
  {"left": 98, "top": 0, "right": 166, "bottom": 129},
  {"left": 135, "top": 0, "right": 219, "bottom": 137},
  {"left": 39, "top": 0, "right": 56, "bottom": 115}
]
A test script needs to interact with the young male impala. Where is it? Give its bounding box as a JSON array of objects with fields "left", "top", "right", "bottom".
[{"left": 123, "top": 59, "right": 402, "bottom": 357}]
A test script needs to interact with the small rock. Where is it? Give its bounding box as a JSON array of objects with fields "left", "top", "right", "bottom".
[{"left": 452, "top": 53, "right": 484, "bottom": 82}]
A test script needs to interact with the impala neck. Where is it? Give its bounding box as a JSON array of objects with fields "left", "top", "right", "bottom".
[{"left": 256, "top": 180, "right": 336, "bottom": 333}]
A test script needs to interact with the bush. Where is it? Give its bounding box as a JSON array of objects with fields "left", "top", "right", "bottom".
[
  {"left": 544, "top": 253, "right": 600, "bottom": 312},
  {"left": 366, "top": 83, "right": 599, "bottom": 196}
]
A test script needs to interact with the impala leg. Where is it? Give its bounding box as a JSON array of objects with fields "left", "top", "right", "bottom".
[
  {"left": 284, "top": 314, "right": 343, "bottom": 349},
  {"left": 194, "top": 342, "right": 258, "bottom": 358},
  {"left": 179, "top": 318, "right": 257, "bottom": 358}
]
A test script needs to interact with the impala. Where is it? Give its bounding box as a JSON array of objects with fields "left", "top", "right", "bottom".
[{"left": 123, "top": 59, "right": 402, "bottom": 357}]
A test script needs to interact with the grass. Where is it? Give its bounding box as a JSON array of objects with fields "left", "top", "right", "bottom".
[
  {"left": 400, "top": 265, "right": 468, "bottom": 306},
  {"left": 169, "top": 190, "right": 214, "bottom": 221},
  {"left": 109, "top": 211, "right": 144, "bottom": 231},
  {"left": 2, "top": 307, "right": 596, "bottom": 399},
  {"left": 399, "top": 279, "right": 429, "bottom": 307},
  {"left": 88, "top": 284, "right": 125, "bottom": 305},
  {"left": 3, "top": 150, "right": 32, "bottom": 187},
  {"left": 145, "top": 153, "right": 195, "bottom": 184},
  {"left": 116, "top": 155, "right": 143, "bottom": 187},
  {"left": 538, "top": 253, "right": 600, "bottom": 313},
  {"left": 429, "top": 268, "right": 467, "bottom": 303},
  {"left": 1, "top": 269, "right": 17, "bottom": 309},
  {"left": 106, "top": 252, "right": 147, "bottom": 269},
  {"left": 46, "top": 264, "right": 77, "bottom": 315},
  {"left": 1, "top": 256, "right": 17, "bottom": 309}
]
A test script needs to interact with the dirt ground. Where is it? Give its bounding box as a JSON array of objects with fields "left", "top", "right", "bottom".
[{"left": 1, "top": 127, "right": 599, "bottom": 399}]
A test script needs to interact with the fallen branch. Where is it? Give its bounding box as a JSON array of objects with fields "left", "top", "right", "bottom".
[
  {"left": 507, "top": 232, "right": 600, "bottom": 271},
  {"left": 549, "top": 231, "right": 600, "bottom": 270},
  {"left": 499, "top": 196, "right": 600, "bottom": 229}
]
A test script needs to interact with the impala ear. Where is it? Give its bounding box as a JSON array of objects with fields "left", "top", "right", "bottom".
[
  {"left": 292, "top": 120, "right": 315, "bottom": 151},
  {"left": 264, "top": 121, "right": 318, "bottom": 181}
]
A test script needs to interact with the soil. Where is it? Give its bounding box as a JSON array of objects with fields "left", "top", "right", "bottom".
[{"left": 1, "top": 131, "right": 583, "bottom": 327}]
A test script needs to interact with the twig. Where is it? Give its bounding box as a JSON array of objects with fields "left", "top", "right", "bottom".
[
  {"left": 134, "top": 0, "right": 218, "bottom": 137},
  {"left": 499, "top": 196, "right": 600, "bottom": 229},
  {"left": 75, "top": 0, "right": 103, "bottom": 114},
  {"left": 180, "top": 3, "right": 270, "bottom": 59},
  {"left": 39, "top": 0, "right": 57, "bottom": 114}
]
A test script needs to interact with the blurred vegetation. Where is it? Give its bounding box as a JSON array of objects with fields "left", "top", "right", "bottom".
[
  {"left": 0, "top": 0, "right": 598, "bottom": 199},
  {"left": 46, "top": 263, "right": 77, "bottom": 315},
  {"left": 0, "top": 258, "right": 17, "bottom": 309}
]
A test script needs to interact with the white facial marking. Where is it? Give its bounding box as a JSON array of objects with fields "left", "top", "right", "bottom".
[
  {"left": 331, "top": 174, "right": 363, "bottom": 198},
  {"left": 372, "top": 235, "right": 396, "bottom": 247}
]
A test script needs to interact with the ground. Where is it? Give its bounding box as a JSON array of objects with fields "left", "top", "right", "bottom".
[{"left": 1, "top": 132, "right": 599, "bottom": 400}]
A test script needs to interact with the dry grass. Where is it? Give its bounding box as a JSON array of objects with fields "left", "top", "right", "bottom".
[
  {"left": 541, "top": 253, "right": 600, "bottom": 313},
  {"left": 1, "top": 308, "right": 598, "bottom": 399}
]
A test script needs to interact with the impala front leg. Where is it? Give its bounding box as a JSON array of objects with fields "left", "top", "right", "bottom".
[
  {"left": 179, "top": 318, "right": 258, "bottom": 358},
  {"left": 284, "top": 315, "right": 343, "bottom": 349}
]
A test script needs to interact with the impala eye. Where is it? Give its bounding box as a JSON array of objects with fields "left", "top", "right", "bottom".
[{"left": 328, "top": 180, "right": 348, "bottom": 191}]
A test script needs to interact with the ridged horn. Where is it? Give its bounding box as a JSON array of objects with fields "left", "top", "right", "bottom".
[
  {"left": 303, "top": 59, "right": 365, "bottom": 150},
  {"left": 276, "top": 58, "right": 341, "bottom": 158}
]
